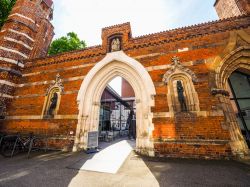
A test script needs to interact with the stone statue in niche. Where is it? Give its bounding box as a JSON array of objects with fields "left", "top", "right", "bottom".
[
  {"left": 48, "top": 92, "right": 58, "bottom": 116},
  {"left": 177, "top": 81, "right": 187, "bottom": 112},
  {"left": 111, "top": 38, "right": 121, "bottom": 52}
]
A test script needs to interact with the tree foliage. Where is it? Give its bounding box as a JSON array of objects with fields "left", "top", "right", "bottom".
[
  {"left": 48, "top": 32, "right": 86, "bottom": 55},
  {"left": 0, "top": 0, "right": 16, "bottom": 29}
]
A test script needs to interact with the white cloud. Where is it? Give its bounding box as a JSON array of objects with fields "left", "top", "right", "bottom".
[
  {"left": 51, "top": 0, "right": 217, "bottom": 93},
  {"left": 52, "top": 0, "right": 217, "bottom": 46},
  {"left": 52, "top": 0, "right": 168, "bottom": 46}
]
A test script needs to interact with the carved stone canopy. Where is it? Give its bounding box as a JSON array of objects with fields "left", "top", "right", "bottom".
[
  {"left": 46, "top": 73, "right": 64, "bottom": 95},
  {"left": 162, "top": 56, "right": 198, "bottom": 84}
]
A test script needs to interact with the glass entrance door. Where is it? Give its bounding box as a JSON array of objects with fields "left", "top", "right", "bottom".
[{"left": 228, "top": 71, "right": 250, "bottom": 148}]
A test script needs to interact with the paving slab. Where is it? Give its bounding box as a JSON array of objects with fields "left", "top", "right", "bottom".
[
  {"left": 69, "top": 139, "right": 135, "bottom": 174},
  {"left": 0, "top": 141, "right": 249, "bottom": 187}
]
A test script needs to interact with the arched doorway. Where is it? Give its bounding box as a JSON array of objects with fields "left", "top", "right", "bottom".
[
  {"left": 214, "top": 45, "right": 250, "bottom": 156},
  {"left": 74, "top": 51, "right": 156, "bottom": 156}
]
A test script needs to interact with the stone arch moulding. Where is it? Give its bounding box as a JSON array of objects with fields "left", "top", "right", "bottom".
[
  {"left": 212, "top": 45, "right": 250, "bottom": 156},
  {"left": 41, "top": 74, "right": 64, "bottom": 118},
  {"left": 74, "top": 51, "right": 156, "bottom": 156},
  {"left": 212, "top": 30, "right": 250, "bottom": 90},
  {"left": 214, "top": 46, "right": 250, "bottom": 90},
  {"left": 163, "top": 56, "right": 200, "bottom": 117}
]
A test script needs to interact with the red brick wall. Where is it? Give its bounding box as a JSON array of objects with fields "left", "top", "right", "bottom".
[
  {"left": 1, "top": 15, "right": 250, "bottom": 158},
  {"left": 121, "top": 78, "right": 135, "bottom": 98}
]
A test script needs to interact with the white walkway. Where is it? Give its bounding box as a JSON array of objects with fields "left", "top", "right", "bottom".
[{"left": 80, "top": 140, "right": 135, "bottom": 174}]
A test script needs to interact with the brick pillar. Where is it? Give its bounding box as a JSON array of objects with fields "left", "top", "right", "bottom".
[{"left": 0, "top": 0, "right": 54, "bottom": 119}]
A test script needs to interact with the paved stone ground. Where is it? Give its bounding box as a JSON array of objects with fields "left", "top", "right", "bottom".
[{"left": 0, "top": 150, "right": 249, "bottom": 187}]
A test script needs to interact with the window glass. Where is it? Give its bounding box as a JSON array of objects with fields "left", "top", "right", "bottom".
[
  {"left": 229, "top": 72, "right": 250, "bottom": 98},
  {"left": 229, "top": 71, "right": 250, "bottom": 131}
]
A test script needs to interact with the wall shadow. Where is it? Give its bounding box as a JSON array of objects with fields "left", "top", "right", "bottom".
[
  {"left": 0, "top": 151, "right": 82, "bottom": 187},
  {"left": 141, "top": 156, "right": 250, "bottom": 186}
]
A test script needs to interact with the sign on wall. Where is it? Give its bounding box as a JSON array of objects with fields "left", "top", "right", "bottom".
[{"left": 87, "top": 131, "right": 98, "bottom": 148}]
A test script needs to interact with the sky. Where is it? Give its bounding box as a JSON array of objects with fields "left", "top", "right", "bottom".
[{"left": 51, "top": 0, "right": 219, "bottom": 95}]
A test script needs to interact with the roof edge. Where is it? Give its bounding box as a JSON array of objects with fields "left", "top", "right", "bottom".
[{"left": 214, "top": 0, "right": 219, "bottom": 6}]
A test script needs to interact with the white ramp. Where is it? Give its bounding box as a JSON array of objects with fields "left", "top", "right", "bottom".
[{"left": 80, "top": 140, "right": 134, "bottom": 174}]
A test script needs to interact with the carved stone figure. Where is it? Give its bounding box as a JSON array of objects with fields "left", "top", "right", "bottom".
[
  {"left": 111, "top": 38, "right": 121, "bottom": 52},
  {"left": 177, "top": 81, "right": 187, "bottom": 112},
  {"left": 48, "top": 92, "right": 58, "bottom": 116},
  {"left": 127, "top": 110, "right": 136, "bottom": 139}
]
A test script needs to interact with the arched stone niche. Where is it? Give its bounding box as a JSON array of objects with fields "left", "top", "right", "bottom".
[
  {"left": 42, "top": 74, "right": 64, "bottom": 118},
  {"left": 163, "top": 56, "right": 200, "bottom": 117},
  {"left": 108, "top": 34, "right": 122, "bottom": 52}
]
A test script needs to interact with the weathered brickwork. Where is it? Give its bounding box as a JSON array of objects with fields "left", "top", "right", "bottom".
[
  {"left": 121, "top": 78, "right": 135, "bottom": 98},
  {"left": 0, "top": 0, "right": 249, "bottom": 159},
  {"left": 215, "top": 0, "right": 250, "bottom": 19},
  {"left": 154, "top": 142, "right": 232, "bottom": 159},
  {"left": 0, "top": 0, "right": 54, "bottom": 121}
]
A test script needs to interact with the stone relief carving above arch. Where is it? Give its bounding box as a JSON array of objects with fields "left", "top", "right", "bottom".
[{"left": 162, "top": 56, "right": 198, "bottom": 84}]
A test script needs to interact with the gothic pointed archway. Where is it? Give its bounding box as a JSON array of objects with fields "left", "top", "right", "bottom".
[
  {"left": 213, "top": 45, "right": 250, "bottom": 156},
  {"left": 73, "top": 51, "right": 156, "bottom": 156}
]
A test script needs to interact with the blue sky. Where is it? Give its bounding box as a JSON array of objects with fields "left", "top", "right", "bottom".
[
  {"left": 51, "top": 0, "right": 218, "bottom": 95},
  {"left": 52, "top": 0, "right": 218, "bottom": 46}
]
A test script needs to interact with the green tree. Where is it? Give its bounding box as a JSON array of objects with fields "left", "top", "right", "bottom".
[
  {"left": 48, "top": 32, "right": 86, "bottom": 55},
  {"left": 0, "top": 0, "right": 16, "bottom": 29}
]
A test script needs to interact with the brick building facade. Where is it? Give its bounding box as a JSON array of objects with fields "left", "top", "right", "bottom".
[{"left": 0, "top": 0, "right": 249, "bottom": 159}]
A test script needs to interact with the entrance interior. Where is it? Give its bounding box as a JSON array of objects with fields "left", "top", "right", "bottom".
[
  {"left": 98, "top": 76, "right": 136, "bottom": 143},
  {"left": 77, "top": 76, "right": 137, "bottom": 174},
  {"left": 228, "top": 70, "right": 250, "bottom": 148}
]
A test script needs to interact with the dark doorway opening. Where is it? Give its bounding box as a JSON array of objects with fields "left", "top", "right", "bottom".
[{"left": 228, "top": 70, "right": 250, "bottom": 148}]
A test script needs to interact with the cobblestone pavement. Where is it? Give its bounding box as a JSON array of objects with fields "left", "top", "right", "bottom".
[{"left": 0, "top": 150, "right": 249, "bottom": 187}]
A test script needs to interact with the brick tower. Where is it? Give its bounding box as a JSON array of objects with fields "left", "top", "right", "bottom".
[
  {"left": 214, "top": 0, "right": 250, "bottom": 19},
  {"left": 0, "top": 0, "right": 54, "bottom": 118}
]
